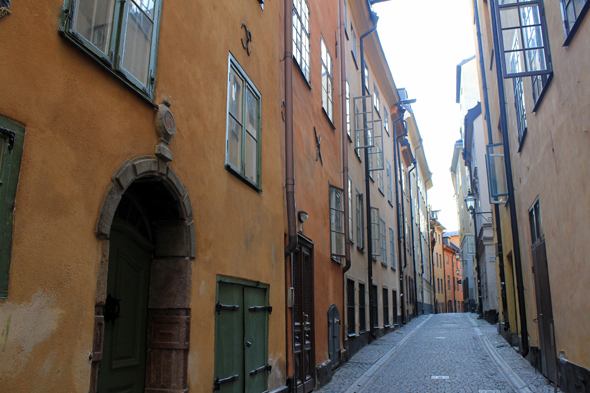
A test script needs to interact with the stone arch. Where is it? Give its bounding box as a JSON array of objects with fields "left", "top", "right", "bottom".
[{"left": 90, "top": 155, "right": 194, "bottom": 393}]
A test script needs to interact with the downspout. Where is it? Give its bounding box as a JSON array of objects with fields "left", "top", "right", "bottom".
[
  {"left": 415, "top": 142, "right": 426, "bottom": 315},
  {"left": 408, "top": 160, "right": 418, "bottom": 317},
  {"left": 339, "top": 0, "right": 352, "bottom": 355},
  {"left": 489, "top": 0, "right": 529, "bottom": 357},
  {"left": 360, "top": 12, "right": 378, "bottom": 339},
  {"left": 393, "top": 114, "right": 408, "bottom": 323},
  {"left": 442, "top": 241, "right": 448, "bottom": 312},
  {"left": 425, "top": 175, "right": 434, "bottom": 313},
  {"left": 284, "top": 0, "right": 296, "bottom": 384},
  {"left": 473, "top": 0, "right": 508, "bottom": 329}
]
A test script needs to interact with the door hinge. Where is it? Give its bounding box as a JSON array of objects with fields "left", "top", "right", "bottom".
[
  {"left": 216, "top": 301, "right": 239, "bottom": 315},
  {"left": 249, "top": 305, "right": 272, "bottom": 314},
  {"left": 214, "top": 374, "right": 239, "bottom": 391},
  {"left": 250, "top": 364, "right": 272, "bottom": 376}
]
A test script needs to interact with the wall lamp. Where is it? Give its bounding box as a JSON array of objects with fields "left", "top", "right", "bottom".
[
  {"left": 465, "top": 190, "right": 493, "bottom": 223},
  {"left": 298, "top": 211, "right": 308, "bottom": 231}
]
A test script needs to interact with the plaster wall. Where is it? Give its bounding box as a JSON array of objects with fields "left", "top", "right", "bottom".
[{"left": 0, "top": 1, "right": 286, "bottom": 391}]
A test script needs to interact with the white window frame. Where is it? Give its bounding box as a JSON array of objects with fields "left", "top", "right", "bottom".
[
  {"left": 321, "top": 37, "right": 334, "bottom": 122},
  {"left": 293, "top": 0, "right": 311, "bottom": 83}
]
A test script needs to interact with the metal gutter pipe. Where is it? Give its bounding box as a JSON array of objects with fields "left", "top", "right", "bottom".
[
  {"left": 414, "top": 142, "right": 426, "bottom": 314},
  {"left": 408, "top": 160, "right": 419, "bottom": 316},
  {"left": 360, "top": 13, "right": 378, "bottom": 339},
  {"left": 489, "top": 0, "right": 529, "bottom": 357},
  {"left": 473, "top": 0, "right": 508, "bottom": 329},
  {"left": 340, "top": 0, "right": 351, "bottom": 275},
  {"left": 284, "top": 0, "right": 296, "bottom": 383},
  {"left": 392, "top": 114, "right": 408, "bottom": 323}
]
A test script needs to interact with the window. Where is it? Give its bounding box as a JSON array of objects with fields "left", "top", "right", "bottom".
[
  {"left": 226, "top": 55, "right": 261, "bottom": 189},
  {"left": 347, "top": 278, "right": 355, "bottom": 335},
  {"left": 0, "top": 115, "right": 25, "bottom": 299},
  {"left": 363, "top": 63, "right": 369, "bottom": 94},
  {"left": 531, "top": 72, "right": 550, "bottom": 108},
  {"left": 346, "top": 80, "right": 351, "bottom": 139},
  {"left": 351, "top": 23, "right": 357, "bottom": 66},
  {"left": 382, "top": 288, "right": 389, "bottom": 327},
  {"left": 373, "top": 84, "right": 380, "bottom": 113},
  {"left": 495, "top": 0, "right": 552, "bottom": 79},
  {"left": 356, "top": 191, "right": 364, "bottom": 249},
  {"left": 392, "top": 290, "right": 397, "bottom": 324},
  {"left": 446, "top": 255, "right": 449, "bottom": 264},
  {"left": 371, "top": 208, "right": 380, "bottom": 259},
  {"left": 486, "top": 143, "right": 509, "bottom": 203},
  {"left": 389, "top": 227, "right": 395, "bottom": 270},
  {"left": 513, "top": 76, "right": 527, "bottom": 145},
  {"left": 344, "top": 0, "right": 348, "bottom": 38},
  {"left": 321, "top": 37, "right": 334, "bottom": 122},
  {"left": 529, "top": 198, "right": 543, "bottom": 244},
  {"left": 214, "top": 278, "right": 270, "bottom": 393},
  {"left": 330, "top": 185, "right": 345, "bottom": 258},
  {"left": 60, "top": 0, "right": 162, "bottom": 98},
  {"left": 386, "top": 160, "right": 393, "bottom": 205},
  {"left": 371, "top": 284, "right": 378, "bottom": 328},
  {"left": 348, "top": 177, "right": 353, "bottom": 242},
  {"left": 380, "top": 218, "right": 387, "bottom": 266},
  {"left": 560, "top": 0, "right": 590, "bottom": 44},
  {"left": 384, "top": 107, "right": 390, "bottom": 136},
  {"left": 293, "top": 0, "right": 310, "bottom": 82},
  {"left": 358, "top": 283, "right": 366, "bottom": 332},
  {"left": 377, "top": 162, "right": 384, "bottom": 194},
  {"left": 447, "top": 275, "right": 450, "bottom": 290}
]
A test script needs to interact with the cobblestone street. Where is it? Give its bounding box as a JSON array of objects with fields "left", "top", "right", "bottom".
[{"left": 318, "top": 313, "right": 559, "bottom": 393}]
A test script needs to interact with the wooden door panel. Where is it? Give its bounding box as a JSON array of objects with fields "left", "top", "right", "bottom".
[
  {"left": 244, "top": 286, "right": 268, "bottom": 393},
  {"left": 215, "top": 283, "right": 244, "bottom": 393}
]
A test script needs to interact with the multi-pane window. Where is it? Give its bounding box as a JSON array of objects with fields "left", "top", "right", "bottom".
[
  {"left": 386, "top": 161, "right": 393, "bottom": 205},
  {"left": 346, "top": 80, "right": 351, "bottom": 139},
  {"left": 226, "top": 56, "right": 261, "bottom": 188},
  {"left": 531, "top": 73, "right": 549, "bottom": 106},
  {"left": 371, "top": 284, "right": 378, "bottom": 328},
  {"left": 384, "top": 107, "right": 390, "bottom": 136},
  {"left": 377, "top": 160, "right": 384, "bottom": 194},
  {"left": 373, "top": 84, "right": 380, "bottom": 113},
  {"left": 321, "top": 37, "right": 334, "bottom": 122},
  {"left": 389, "top": 227, "right": 395, "bottom": 270},
  {"left": 351, "top": 23, "right": 357, "bottom": 65},
  {"left": 371, "top": 208, "right": 380, "bottom": 259},
  {"left": 529, "top": 198, "right": 543, "bottom": 244},
  {"left": 380, "top": 218, "right": 387, "bottom": 266},
  {"left": 347, "top": 278, "right": 355, "bottom": 335},
  {"left": 356, "top": 191, "right": 364, "bottom": 249},
  {"left": 382, "top": 288, "right": 389, "bottom": 327},
  {"left": 513, "top": 76, "right": 527, "bottom": 143},
  {"left": 293, "top": 0, "right": 310, "bottom": 82},
  {"left": 561, "top": 0, "right": 589, "bottom": 41},
  {"left": 348, "top": 177, "right": 353, "bottom": 242},
  {"left": 0, "top": 115, "right": 25, "bottom": 299},
  {"left": 358, "top": 283, "right": 366, "bottom": 332},
  {"left": 330, "top": 186, "right": 345, "bottom": 258},
  {"left": 60, "top": 0, "right": 162, "bottom": 97},
  {"left": 344, "top": 0, "right": 348, "bottom": 37},
  {"left": 363, "top": 63, "right": 369, "bottom": 93}
]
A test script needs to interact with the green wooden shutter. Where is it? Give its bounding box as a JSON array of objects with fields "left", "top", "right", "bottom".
[
  {"left": 215, "top": 282, "right": 244, "bottom": 393},
  {"left": 244, "top": 286, "right": 269, "bottom": 393}
]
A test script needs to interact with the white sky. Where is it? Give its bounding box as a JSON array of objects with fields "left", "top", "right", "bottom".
[{"left": 373, "top": 0, "right": 476, "bottom": 232}]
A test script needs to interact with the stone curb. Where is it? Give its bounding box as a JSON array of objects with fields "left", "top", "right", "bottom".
[{"left": 344, "top": 315, "right": 433, "bottom": 393}]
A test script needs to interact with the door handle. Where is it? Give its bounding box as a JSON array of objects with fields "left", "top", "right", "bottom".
[
  {"left": 303, "top": 312, "right": 309, "bottom": 323},
  {"left": 245, "top": 341, "right": 252, "bottom": 348}
]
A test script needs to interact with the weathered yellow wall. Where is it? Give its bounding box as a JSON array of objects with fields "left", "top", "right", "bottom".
[{"left": 0, "top": 1, "right": 286, "bottom": 391}]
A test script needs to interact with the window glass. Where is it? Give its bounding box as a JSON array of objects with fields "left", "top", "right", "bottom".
[
  {"left": 73, "top": 0, "right": 116, "bottom": 54},
  {"left": 356, "top": 192, "right": 363, "bottom": 248},
  {"left": 228, "top": 68, "right": 244, "bottom": 170},
  {"left": 122, "top": 0, "right": 155, "bottom": 84},
  {"left": 346, "top": 80, "right": 351, "bottom": 138},
  {"left": 330, "top": 186, "right": 345, "bottom": 257},
  {"left": 293, "top": 0, "right": 310, "bottom": 82},
  {"left": 321, "top": 38, "right": 333, "bottom": 121},
  {"left": 348, "top": 177, "right": 353, "bottom": 241}
]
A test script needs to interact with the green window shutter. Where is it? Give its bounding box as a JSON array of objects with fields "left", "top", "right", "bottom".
[
  {"left": 0, "top": 115, "right": 25, "bottom": 299},
  {"left": 215, "top": 282, "right": 244, "bottom": 393},
  {"left": 244, "top": 286, "right": 269, "bottom": 393}
]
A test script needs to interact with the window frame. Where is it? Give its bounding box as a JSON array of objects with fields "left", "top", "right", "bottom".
[
  {"left": 373, "top": 83, "right": 380, "bottom": 115},
  {"left": 389, "top": 227, "right": 396, "bottom": 270},
  {"left": 380, "top": 218, "right": 387, "bottom": 266},
  {"left": 293, "top": 0, "right": 311, "bottom": 84},
  {"left": 358, "top": 282, "right": 366, "bottom": 333},
  {"left": 346, "top": 278, "right": 356, "bottom": 336},
  {"left": 346, "top": 79, "right": 352, "bottom": 141},
  {"left": 382, "top": 287, "right": 390, "bottom": 327},
  {"left": 0, "top": 115, "right": 26, "bottom": 299},
  {"left": 348, "top": 176, "right": 354, "bottom": 242},
  {"left": 560, "top": 0, "right": 590, "bottom": 46},
  {"left": 386, "top": 160, "right": 393, "bottom": 206},
  {"left": 330, "top": 185, "right": 346, "bottom": 259},
  {"left": 351, "top": 23, "right": 358, "bottom": 69},
  {"left": 59, "top": 0, "right": 162, "bottom": 101},
  {"left": 321, "top": 36, "right": 334, "bottom": 123},
  {"left": 225, "top": 54, "right": 262, "bottom": 191},
  {"left": 356, "top": 190, "right": 364, "bottom": 250}
]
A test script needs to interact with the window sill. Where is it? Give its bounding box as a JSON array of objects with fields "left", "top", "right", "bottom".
[
  {"left": 563, "top": 2, "right": 590, "bottom": 47},
  {"left": 323, "top": 109, "right": 336, "bottom": 130},
  {"left": 348, "top": 133, "right": 353, "bottom": 143},
  {"left": 388, "top": 200, "right": 394, "bottom": 207},
  {"left": 357, "top": 246, "right": 365, "bottom": 253},
  {"left": 347, "top": 332, "right": 357, "bottom": 338},
  {"left": 293, "top": 58, "right": 312, "bottom": 90},
  {"left": 225, "top": 164, "right": 262, "bottom": 193},
  {"left": 331, "top": 256, "right": 343, "bottom": 264},
  {"left": 384, "top": 324, "right": 390, "bottom": 328},
  {"left": 379, "top": 188, "right": 384, "bottom": 196},
  {"left": 532, "top": 72, "right": 553, "bottom": 114},
  {"left": 352, "top": 51, "right": 358, "bottom": 69},
  {"left": 517, "top": 128, "right": 528, "bottom": 153},
  {"left": 381, "top": 261, "right": 387, "bottom": 267}
]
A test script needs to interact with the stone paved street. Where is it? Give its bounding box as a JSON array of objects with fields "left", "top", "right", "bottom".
[{"left": 318, "top": 313, "right": 559, "bottom": 393}]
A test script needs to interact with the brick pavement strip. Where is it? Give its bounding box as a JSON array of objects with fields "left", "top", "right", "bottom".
[{"left": 318, "top": 313, "right": 558, "bottom": 393}]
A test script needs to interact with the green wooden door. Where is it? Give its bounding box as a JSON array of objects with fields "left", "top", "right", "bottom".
[
  {"left": 215, "top": 280, "right": 269, "bottom": 393},
  {"left": 98, "top": 222, "right": 154, "bottom": 393}
]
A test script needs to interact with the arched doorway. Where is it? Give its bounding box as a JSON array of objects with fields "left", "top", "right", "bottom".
[{"left": 91, "top": 156, "right": 195, "bottom": 393}]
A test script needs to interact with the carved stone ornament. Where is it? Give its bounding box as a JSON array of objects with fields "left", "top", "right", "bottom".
[{"left": 156, "top": 98, "right": 175, "bottom": 162}]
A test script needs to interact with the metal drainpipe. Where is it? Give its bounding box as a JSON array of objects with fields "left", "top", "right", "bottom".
[
  {"left": 473, "top": 0, "right": 508, "bottom": 329},
  {"left": 393, "top": 115, "right": 408, "bottom": 323},
  {"left": 360, "top": 15, "right": 378, "bottom": 339},
  {"left": 284, "top": 0, "right": 296, "bottom": 383},
  {"left": 415, "top": 143, "right": 426, "bottom": 315},
  {"left": 425, "top": 175, "right": 434, "bottom": 313},
  {"left": 443, "top": 238, "right": 448, "bottom": 312},
  {"left": 339, "top": 0, "right": 351, "bottom": 355},
  {"left": 488, "top": 0, "right": 529, "bottom": 357},
  {"left": 408, "top": 160, "right": 418, "bottom": 317}
]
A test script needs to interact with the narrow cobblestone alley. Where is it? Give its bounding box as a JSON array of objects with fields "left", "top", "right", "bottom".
[{"left": 318, "top": 313, "right": 558, "bottom": 393}]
